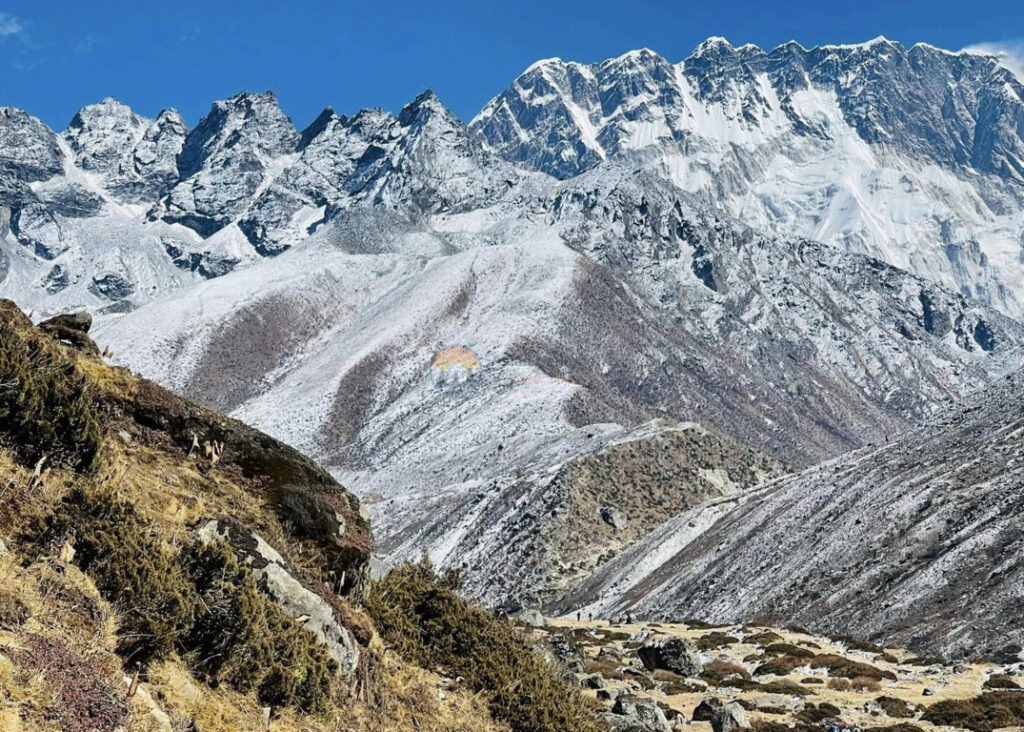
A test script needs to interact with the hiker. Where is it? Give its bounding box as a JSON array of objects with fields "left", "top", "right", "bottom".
[
  {"left": 588, "top": 612, "right": 593, "bottom": 623},
  {"left": 576, "top": 610, "right": 581, "bottom": 622}
]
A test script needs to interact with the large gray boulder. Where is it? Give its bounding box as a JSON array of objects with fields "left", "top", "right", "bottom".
[
  {"left": 711, "top": 701, "right": 750, "bottom": 732},
  {"left": 197, "top": 520, "right": 359, "bottom": 676},
  {"left": 637, "top": 637, "right": 703, "bottom": 677},
  {"left": 610, "top": 695, "right": 672, "bottom": 732}
]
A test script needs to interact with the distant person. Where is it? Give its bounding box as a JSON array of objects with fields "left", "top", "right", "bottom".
[
  {"left": 576, "top": 610, "right": 580, "bottom": 622},
  {"left": 588, "top": 612, "right": 593, "bottom": 623}
]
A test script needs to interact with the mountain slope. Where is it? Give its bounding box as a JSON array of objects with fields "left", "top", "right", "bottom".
[
  {"left": 554, "top": 368, "right": 1024, "bottom": 660},
  {"left": 94, "top": 162, "right": 1024, "bottom": 607}
]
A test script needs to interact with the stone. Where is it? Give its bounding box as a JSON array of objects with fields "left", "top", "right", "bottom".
[
  {"left": 581, "top": 673, "right": 607, "bottom": 689},
  {"left": 610, "top": 694, "right": 672, "bottom": 732},
  {"left": 599, "top": 646, "right": 624, "bottom": 662},
  {"left": 546, "top": 632, "right": 585, "bottom": 674},
  {"left": 922, "top": 688, "right": 936, "bottom": 696},
  {"left": 38, "top": 311, "right": 92, "bottom": 333},
  {"left": 693, "top": 697, "right": 724, "bottom": 722},
  {"left": 601, "top": 506, "right": 628, "bottom": 530},
  {"left": 711, "top": 701, "right": 749, "bottom": 732},
  {"left": 197, "top": 520, "right": 359, "bottom": 676},
  {"left": 638, "top": 637, "right": 703, "bottom": 677},
  {"left": 519, "top": 608, "right": 546, "bottom": 627}
]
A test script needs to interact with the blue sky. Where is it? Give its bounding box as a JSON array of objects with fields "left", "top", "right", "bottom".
[{"left": 0, "top": 0, "right": 1022, "bottom": 131}]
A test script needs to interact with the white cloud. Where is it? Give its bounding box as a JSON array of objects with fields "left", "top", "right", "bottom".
[
  {"left": 963, "top": 40, "right": 1024, "bottom": 81},
  {"left": 0, "top": 12, "right": 22, "bottom": 37}
]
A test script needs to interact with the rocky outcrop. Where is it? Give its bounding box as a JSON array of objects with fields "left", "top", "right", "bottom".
[
  {"left": 197, "top": 520, "right": 359, "bottom": 675},
  {"left": 637, "top": 637, "right": 703, "bottom": 677},
  {"left": 37, "top": 311, "right": 98, "bottom": 355},
  {"left": 128, "top": 376, "right": 371, "bottom": 598},
  {"left": 159, "top": 91, "right": 300, "bottom": 236}
]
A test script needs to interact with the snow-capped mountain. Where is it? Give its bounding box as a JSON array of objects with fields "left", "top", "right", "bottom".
[
  {"left": 554, "top": 368, "right": 1024, "bottom": 660},
  {"left": 472, "top": 38, "right": 1024, "bottom": 317},
  {"left": 3, "top": 38, "right": 1024, "bottom": 612}
]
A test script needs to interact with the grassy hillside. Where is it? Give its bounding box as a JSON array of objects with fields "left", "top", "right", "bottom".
[{"left": 0, "top": 299, "right": 602, "bottom": 732}]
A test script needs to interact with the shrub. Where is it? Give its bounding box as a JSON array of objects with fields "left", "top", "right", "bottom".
[
  {"left": 40, "top": 489, "right": 337, "bottom": 713},
  {"left": 702, "top": 659, "right": 751, "bottom": 683},
  {"left": 983, "top": 674, "right": 1021, "bottom": 690},
  {"left": 0, "top": 307, "right": 104, "bottom": 471},
  {"left": 12, "top": 633, "right": 128, "bottom": 732},
  {"left": 0, "top": 590, "right": 30, "bottom": 627},
  {"left": 755, "top": 654, "right": 806, "bottom": 676},
  {"left": 185, "top": 544, "right": 337, "bottom": 714},
  {"left": 760, "top": 679, "right": 814, "bottom": 697},
  {"left": 876, "top": 696, "right": 915, "bottom": 718},
  {"left": 366, "top": 560, "right": 606, "bottom": 732},
  {"left": 828, "top": 678, "right": 853, "bottom": 691},
  {"left": 48, "top": 487, "right": 196, "bottom": 663},
  {"left": 922, "top": 692, "right": 1024, "bottom": 731},
  {"left": 810, "top": 654, "right": 896, "bottom": 681},
  {"left": 851, "top": 676, "right": 883, "bottom": 692},
  {"left": 746, "top": 630, "right": 784, "bottom": 645},
  {"left": 764, "top": 643, "right": 816, "bottom": 659},
  {"left": 697, "top": 632, "right": 739, "bottom": 650},
  {"left": 797, "top": 702, "right": 842, "bottom": 724}
]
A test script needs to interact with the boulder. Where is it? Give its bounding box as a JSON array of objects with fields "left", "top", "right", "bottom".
[
  {"left": 38, "top": 311, "right": 92, "bottom": 333},
  {"left": 581, "top": 673, "right": 607, "bottom": 689},
  {"left": 197, "top": 520, "right": 359, "bottom": 676},
  {"left": 37, "top": 311, "right": 100, "bottom": 355},
  {"left": 610, "top": 695, "right": 672, "bottom": 732},
  {"left": 693, "top": 697, "right": 723, "bottom": 721},
  {"left": 711, "top": 701, "right": 749, "bottom": 732},
  {"left": 601, "top": 506, "right": 628, "bottom": 530},
  {"left": 638, "top": 637, "right": 703, "bottom": 677},
  {"left": 519, "top": 608, "right": 546, "bottom": 627},
  {"left": 546, "top": 632, "right": 585, "bottom": 673},
  {"left": 599, "top": 645, "right": 624, "bottom": 662}
]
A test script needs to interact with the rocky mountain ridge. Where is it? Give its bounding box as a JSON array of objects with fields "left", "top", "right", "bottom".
[{"left": 554, "top": 368, "right": 1024, "bottom": 660}]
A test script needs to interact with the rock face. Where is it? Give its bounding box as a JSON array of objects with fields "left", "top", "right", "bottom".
[
  {"left": 637, "top": 637, "right": 703, "bottom": 677},
  {"left": 63, "top": 98, "right": 187, "bottom": 203},
  {"left": 557, "top": 369, "right": 1024, "bottom": 660},
  {"left": 472, "top": 40, "right": 1024, "bottom": 317},
  {"left": 159, "top": 91, "right": 300, "bottom": 237},
  {"left": 198, "top": 520, "right": 359, "bottom": 675}
]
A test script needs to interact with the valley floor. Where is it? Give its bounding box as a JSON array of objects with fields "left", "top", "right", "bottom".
[{"left": 534, "top": 618, "right": 1021, "bottom": 732}]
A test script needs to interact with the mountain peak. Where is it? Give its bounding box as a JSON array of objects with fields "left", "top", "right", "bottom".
[{"left": 397, "top": 88, "right": 459, "bottom": 128}]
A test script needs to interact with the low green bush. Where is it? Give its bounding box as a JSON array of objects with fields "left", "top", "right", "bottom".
[
  {"left": 0, "top": 308, "right": 103, "bottom": 471},
  {"left": 185, "top": 543, "right": 336, "bottom": 714},
  {"left": 923, "top": 692, "right": 1024, "bottom": 731},
  {"left": 366, "top": 560, "right": 606, "bottom": 732}
]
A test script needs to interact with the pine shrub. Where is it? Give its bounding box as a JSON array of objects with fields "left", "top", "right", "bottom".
[
  {"left": 0, "top": 310, "right": 103, "bottom": 471},
  {"left": 366, "top": 560, "right": 606, "bottom": 732}
]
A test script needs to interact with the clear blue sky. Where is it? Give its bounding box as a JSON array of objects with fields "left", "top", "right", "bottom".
[{"left": 1, "top": 0, "right": 1021, "bottom": 131}]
